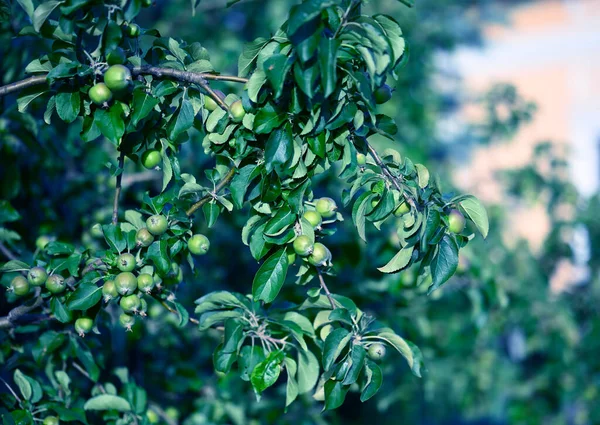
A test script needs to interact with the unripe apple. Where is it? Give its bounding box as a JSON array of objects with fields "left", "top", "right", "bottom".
[
  {"left": 448, "top": 209, "right": 466, "bottom": 234},
  {"left": 315, "top": 197, "right": 337, "bottom": 218},
  {"left": 293, "top": 235, "right": 313, "bottom": 256}
]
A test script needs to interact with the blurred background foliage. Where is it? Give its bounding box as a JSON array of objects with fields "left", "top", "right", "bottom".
[{"left": 1, "top": 0, "right": 599, "bottom": 424}]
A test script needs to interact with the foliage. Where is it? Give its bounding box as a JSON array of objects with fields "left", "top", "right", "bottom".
[{"left": 0, "top": 0, "right": 492, "bottom": 424}]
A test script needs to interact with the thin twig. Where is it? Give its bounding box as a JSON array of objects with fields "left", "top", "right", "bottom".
[
  {"left": 112, "top": 150, "right": 125, "bottom": 225},
  {"left": 153, "top": 296, "right": 199, "bottom": 325},
  {"left": 365, "top": 141, "right": 417, "bottom": 210},
  {"left": 72, "top": 362, "right": 106, "bottom": 393},
  {"left": 317, "top": 271, "right": 336, "bottom": 310},
  {"left": 185, "top": 167, "right": 237, "bottom": 216},
  {"left": 0, "top": 241, "right": 18, "bottom": 261},
  {"left": 333, "top": 0, "right": 358, "bottom": 39}
]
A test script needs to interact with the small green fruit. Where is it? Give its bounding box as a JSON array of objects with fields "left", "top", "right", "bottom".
[
  {"left": 315, "top": 197, "right": 337, "bottom": 218},
  {"left": 146, "top": 215, "right": 168, "bottom": 236},
  {"left": 115, "top": 272, "right": 137, "bottom": 295},
  {"left": 45, "top": 275, "right": 66, "bottom": 294},
  {"left": 36, "top": 235, "right": 51, "bottom": 250},
  {"left": 308, "top": 242, "right": 330, "bottom": 267},
  {"left": 146, "top": 410, "right": 159, "bottom": 424},
  {"left": 43, "top": 417, "right": 59, "bottom": 425},
  {"left": 75, "top": 317, "right": 94, "bottom": 336},
  {"left": 230, "top": 100, "right": 245, "bottom": 122},
  {"left": 88, "top": 83, "right": 112, "bottom": 105},
  {"left": 367, "top": 343, "right": 387, "bottom": 361},
  {"left": 107, "top": 47, "right": 127, "bottom": 65},
  {"left": 102, "top": 280, "right": 118, "bottom": 301},
  {"left": 117, "top": 253, "right": 136, "bottom": 272},
  {"left": 137, "top": 273, "right": 155, "bottom": 293},
  {"left": 126, "top": 23, "right": 140, "bottom": 37},
  {"left": 303, "top": 210, "right": 322, "bottom": 229},
  {"left": 374, "top": 84, "right": 392, "bottom": 104},
  {"left": 293, "top": 235, "right": 313, "bottom": 257},
  {"left": 393, "top": 201, "right": 410, "bottom": 217},
  {"left": 357, "top": 153, "right": 367, "bottom": 165},
  {"left": 28, "top": 267, "right": 48, "bottom": 286},
  {"left": 188, "top": 234, "right": 210, "bottom": 255},
  {"left": 287, "top": 250, "right": 296, "bottom": 265},
  {"left": 120, "top": 294, "right": 141, "bottom": 313},
  {"left": 136, "top": 228, "right": 154, "bottom": 247},
  {"left": 448, "top": 209, "right": 466, "bottom": 234},
  {"left": 119, "top": 313, "right": 135, "bottom": 331},
  {"left": 104, "top": 65, "right": 131, "bottom": 91},
  {"left": 204, "top": 90, "right": 224, "bottom": 111},
  {"left": 141, "top": 149, "right": 161, "bottom": 169},
  {"left": 11, "top": 276, "right": 30, "bottom": 296}
]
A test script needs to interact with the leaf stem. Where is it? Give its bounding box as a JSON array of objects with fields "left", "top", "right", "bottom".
[{"left": 185, "top": 167, "right": 237, "bottom": 216}]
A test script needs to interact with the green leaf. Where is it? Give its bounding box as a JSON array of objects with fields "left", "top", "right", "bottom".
[
  {"left": 297, "top": 348, "right": 319, "bottom": 394},
  {"left": 84, "top": 394, "right": 132, "bottom": 412},
  {"left": 265, "top": 125, "right": 293, "bottom": 175},
  {"left": 360, "top": 360, "right": 383, "bottom": 402},
  {"left": 238, "top": 37, "right": 269, "bottom": 78},
  {"left": 342, "top": 344, "right": 366, "bottom": 386},
  {"left": 319, "top": 37, "right": 339, "bottom": 97},
  {"left": 323, "top": 328, "right": 351, "bottom": 372},
  {"left": 264, "top": 206, "right": 295, "bottom": 236},
  {"left": 374, "top": 332, "right": 423, "bottom": 376},
  {"left": 17, "top": 86, "right": 48, "bottom": 112},
  {"left": 51, "top": 297, "right": 72, "bottom": 323},
  {"left": 377, "top": 245, "right": 413, "bottom": 273},
  {"left": 239, "top": 345, "right": 265, "bottom": 381},
  {"left": 66, "top": 283, "right": 102, "bottom": 311},
  {"left": 264, "top": 54, "right": 293, "bottom": 98},
  {"left": 147, "top": 240, "right": 170, "bottom": 277},
  {"left": 168, "top": 97, "right": 195, "bottom": 140},
  {"left": 324, "top": 380, "right": 349, "bottom": 410},
  {"left": 287, "top": 0, "right": 336, "bottom": 37},
  {"left": 13, "top": 370, "right": 32, "bottom": 401},
  {"left": 252, "top": 248, "right": 289, "bottom": 303},
  {"left": 0, "top": 260, "right": 29, "bottom": 273},
  {"left": 284, "top": 357, "right": 299, "bottom": 408},
  {"left": 0, "top": 201, "right": 20, "bottom": 223},
  {"left": 415, "top": 164, "right": 430, "bottom": 188},
  {"left": 459, "top": 195, "right": 489, "bottom": 238},
  {"left": 429, "top": 234, "right": 459, "bottom": 294},
  {"left": 95, "top": 104, "right": 125, "bottom": 144},
  {"left": 55, "top": 90, "right": 80, "bottom": 123},
  {"left": 251, "top": 351, "right": 284, "bottom": 394},
  {"left": 102, "top": 224, "right": 126, "bottom": 253},
  {"left": 32, "top": 1, "right": 62, "bottom": 32},
  {"left": 131, "top": 91, "right": 158, "bottom": 126},
  {"left": 253, "top": 103, "right": 285, "bottom": 134},
  {"left": 230, "top": 165, "right": 258, "bottom": 209}
]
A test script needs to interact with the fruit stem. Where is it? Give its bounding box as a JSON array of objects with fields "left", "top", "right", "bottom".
[
  {"left": 112, "top": 150, "right": 125, "bottom": 225},
  {"left": 152, "top": 294, "right": 200, "bottom": 325},
  {"left": 185, "top": 167, "right": 237, "bottom": 216},
  {"left": 317, "top": 270, "right": 337, "bottom": 310}
]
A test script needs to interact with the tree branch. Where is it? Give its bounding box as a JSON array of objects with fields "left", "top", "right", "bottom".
[
  {"left": 112, "top": 150, "right": 125, "bottom": 225},
  {"left": 317, "top": 271, "right": 336, "bottom": 310},
  {"left": 0, "top": 241, "right": 18, "bottom": 261},
  {"left": 0, "top": 69, "right": 248, "bottom": 98},
  {"left": 185, "top": 167, "right": 237, "bottom": 216},
  {"left": 0, "top": 294, "right": 46, "bottom": 330},
  {"left": 0, "top": 75, "right": 47, "bottom": 97},
  {"left": 132, "top": 66, "right": 237, "bottom": 112},
  {"left": 365, "top": 141, "right": 417, "bottom": 210}
]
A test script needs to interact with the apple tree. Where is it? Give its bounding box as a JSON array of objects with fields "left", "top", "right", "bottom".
[{"left": 0, "top": 0, "right": 488, "bottom": 423}]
